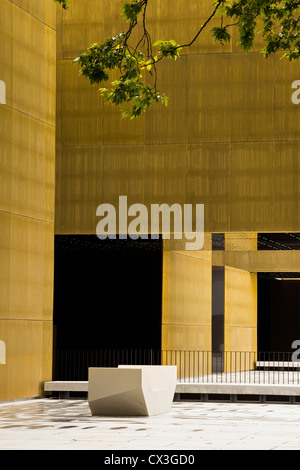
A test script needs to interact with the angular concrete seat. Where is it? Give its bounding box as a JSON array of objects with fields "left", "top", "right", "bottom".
[{"left": 88, "top": 365, "right": 177, "bottom": 416}]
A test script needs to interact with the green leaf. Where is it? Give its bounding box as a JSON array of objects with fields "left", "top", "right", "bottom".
[
  {"left": 122, "top": 1, "right": 143, "bottom": 23},
  {"left": 153, "top": 40, "right": 182, "bottom": 60},
  {"left": 54, "top": 0, "right": 70, "bottom": 9},
  {"left": 211, "top": 26, "right": 231, "bottom": 44}
]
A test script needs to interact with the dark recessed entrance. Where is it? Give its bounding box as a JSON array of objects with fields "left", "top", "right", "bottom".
[
  {"left": 258, "top": 272, "right": 300, "bottom": 354},
  {"left": 53, "top": 235, "right": 163, "bottom": 379}
]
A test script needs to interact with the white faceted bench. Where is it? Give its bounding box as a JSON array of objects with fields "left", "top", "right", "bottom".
[{"left": 88, "top": 365, "right": 177, "bottom": 416}]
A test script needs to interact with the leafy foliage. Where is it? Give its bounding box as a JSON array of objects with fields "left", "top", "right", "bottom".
[
  {"left": 153, "top": 40, "right": 182, "bottom": 60},
  {"left": 216, "top": 0, "right": 300, "bottom": 57},
  {"left": 56, "top": 0, "right": 300, "bottom": 117},
  {"left": 211, "top": 26, "right": 231, "bottom": 44},
  {"left": 54, "top": 0, "right": 69, "bottom": 10},
  {"left": 122, "top": 1, "right": 143, "bottom": 23}
]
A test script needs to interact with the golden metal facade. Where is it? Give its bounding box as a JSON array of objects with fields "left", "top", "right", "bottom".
[
  {"left": 3, "top": 0, "right": 300, "bottom": 399},
  {"left": 224, "top": 267, "right": 257, "bottom": 353},
  {"left": 0, "top": 0, "right": 56, "bottom": 400},
  {"left": 162, "top": 250, "right": 212, "bottom": 351},
  {"left": 56, "top": 1, "right": 300, "bottom": 235},
  {"left": 53, "top": 0, "right": 300, "bottom": 358}
]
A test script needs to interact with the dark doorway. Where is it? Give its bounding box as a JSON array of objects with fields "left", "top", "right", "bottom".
[
  {"left": 258, "top": 273, "right": 300, "bottom": 353},
  {"left": 53, "top": 235, "right": 163, "bottom": 379},
  {"left": 212, "top": 266, "right": 224, "bottom": 372}
]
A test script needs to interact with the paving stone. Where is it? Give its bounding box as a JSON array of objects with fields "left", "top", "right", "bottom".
[{"left": 1, "top": 398, "right": 300, "bottom": 450}]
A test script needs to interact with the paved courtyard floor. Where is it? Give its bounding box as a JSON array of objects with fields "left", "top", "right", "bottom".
[{"left": 0, "top": 397, "right": 300, "bottom": 451}]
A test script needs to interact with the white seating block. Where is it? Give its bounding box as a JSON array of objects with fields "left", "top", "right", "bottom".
[{"left": 88, "top": 365, "right": 177, "bottom": 416}]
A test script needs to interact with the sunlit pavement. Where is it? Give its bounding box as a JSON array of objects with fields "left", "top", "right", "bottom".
[{"left": 0, "top": 398, "right": 300, "bottom": 450}]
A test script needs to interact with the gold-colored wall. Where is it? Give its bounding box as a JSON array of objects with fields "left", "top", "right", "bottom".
[
  {"left": 0, "top": 0, "right": 56, "bottom": 400},
  {"left": 213, "top": 249, "right": 300, "bottom": 273},
  {"left": 224, "top": 266, "right": 257, "bottom": 353},
  {"left": 55, "top": 1, "right": 300, "bottom": 359},
  {"left": 162, "top": 250, "right": 212, "bottom": 351},
  {"left": 161, "top": 249, "right": 212, "bottom": 378},
  {"left": 56, "top": 0, "right": 300, "bottom": 235}
]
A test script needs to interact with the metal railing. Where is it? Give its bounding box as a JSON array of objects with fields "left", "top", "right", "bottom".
[
  {"left": 53, "top": 349, "right": 300, "bottom": 385},
  {"left": 53, "top": 348, "right": 162, "bottom": 380}
]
